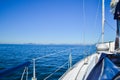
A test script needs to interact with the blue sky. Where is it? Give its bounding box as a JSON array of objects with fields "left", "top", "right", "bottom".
[{"left": 0, "top": 0, "right": 116, "bottom": 44}]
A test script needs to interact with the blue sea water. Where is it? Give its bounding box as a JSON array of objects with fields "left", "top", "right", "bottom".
[{"left": 0, "top": 44, "right": 96, "bottom": 80}]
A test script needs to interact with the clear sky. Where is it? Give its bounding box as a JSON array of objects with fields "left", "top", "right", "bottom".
[{"left": 0, "top": 0, "right": 116, "bottom": 44}]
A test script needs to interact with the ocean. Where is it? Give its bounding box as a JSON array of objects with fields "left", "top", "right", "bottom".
[{"left": 0, "top": 44, "right": 96, "bottom": 80}]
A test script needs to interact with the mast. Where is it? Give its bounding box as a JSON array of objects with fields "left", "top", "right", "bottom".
[
  {"left": 96, "top": 0, "right": 109, "bottom": 51},
  {"left": 102, "top": 0, "right": 105, "bottom": 44}
]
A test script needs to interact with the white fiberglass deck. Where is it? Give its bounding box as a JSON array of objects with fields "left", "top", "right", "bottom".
[{"left": 59, "top": 53, "right": 100, "bottom": 80}]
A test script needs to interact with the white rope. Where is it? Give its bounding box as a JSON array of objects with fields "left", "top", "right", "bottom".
[{"left": 44, "top": 61, "right": 68, "bottom": 80}]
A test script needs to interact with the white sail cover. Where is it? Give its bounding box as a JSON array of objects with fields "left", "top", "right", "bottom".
[{"left": 110, "top": 0, "right": 119, "bottom": 14}]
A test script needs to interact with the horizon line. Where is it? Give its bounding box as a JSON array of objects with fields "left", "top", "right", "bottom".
[{"left": 0, "top": 42, "right": 96, "bottom": 45}]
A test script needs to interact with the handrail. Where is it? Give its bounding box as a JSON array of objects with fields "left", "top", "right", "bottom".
[
  {"left": 32, "top": 59, "right": 37, "bottom": 80},
  {"left": 31, "top": 48, "right": 78, "bottom": 80},
  {"left": 0, "top": 46, "right": 94, "bottom": 80},
  {"left": 34, "top": 47, "right": 81, "bottom": 61},
  {"left": 21, "top": 67, "right": 28, "bottom": 80},
  {"left": 21, "top": 67, "right": 27, "bottom": 80},
  {"left": 31, "top": 47, "right": 85, "bottom": 80}
]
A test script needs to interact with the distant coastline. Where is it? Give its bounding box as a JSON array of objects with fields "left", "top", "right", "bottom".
[{"left": 0, "top": 43, "right": 95, "bottom": 46}]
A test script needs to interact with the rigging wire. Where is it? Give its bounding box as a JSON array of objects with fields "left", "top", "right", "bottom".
[
  {"left": 105, "top": 20, "right": 116, "bottom": 32},
  {"left": 82, "top": 0, "right": 86, "bottom": 26},
  {"left": 94, "top": 0, "right": 101, "bottom": 29},
  {"left": 85, "top": 0, "right": 101, "bottom": 56},
  {"left": 94, "top": 0, "right": 101, "bottom": 44},
  {"left": 32, "top": 0, "right": 110, "bottom": 79},
  {"left": 34, "top": 47, "right": 81, "bottom": 61},
  {"left": 44, "top": 61, "right": 68, "bottom": 80},
  {"left": 97, "top": 33, "right": 102, "bottom": 44},
  {"left": 82, "top": 0, "right": 86, "bottom": 45},
  {"left": 82, "top": 0, "right": 89, "bottom": 65},
  {"left": 34, "top": 49, "right": 70, "bottom": 60}
]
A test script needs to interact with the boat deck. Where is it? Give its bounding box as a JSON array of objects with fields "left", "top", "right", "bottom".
[{"left": 59, "top": 53, "right": 100, "bottom": 80}]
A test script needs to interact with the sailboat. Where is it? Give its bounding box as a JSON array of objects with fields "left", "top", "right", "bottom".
[
  {"left": 59, "top": 0, "right": 120, "bottom": 80},
  {"left": 0, "top": 0, "right": 120, "bottom": 80}
]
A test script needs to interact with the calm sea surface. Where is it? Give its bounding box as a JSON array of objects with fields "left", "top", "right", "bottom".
[{"left": 0, "top": 44, "right": 96, "bottom": 80}]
